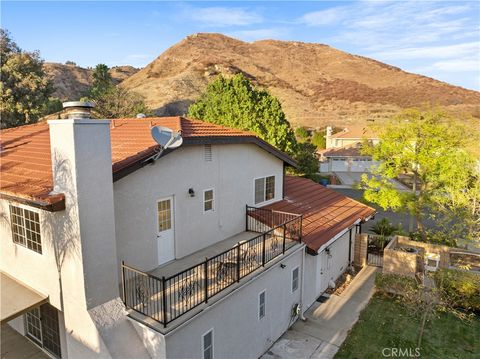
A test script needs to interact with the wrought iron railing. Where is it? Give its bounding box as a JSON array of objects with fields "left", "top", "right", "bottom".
[{"left": 121, "top": 206, "right": 302, "bottom": 327}]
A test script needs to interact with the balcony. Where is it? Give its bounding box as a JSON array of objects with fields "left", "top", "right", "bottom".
[{"left": 121, "top": 206, "right": 302, "bottom": 329}]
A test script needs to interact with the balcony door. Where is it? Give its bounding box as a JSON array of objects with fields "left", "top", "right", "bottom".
[
  {"left": 157, "top": 197, "right": 175, "bottom": 265},
  {"left": 25, "top": 303, "right": 62, "bottom": 358}
]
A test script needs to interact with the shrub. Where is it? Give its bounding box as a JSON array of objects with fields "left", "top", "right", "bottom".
[
  {"left": 370, "top": 218, "right": 401, "bottom": 237},
  {"left": 375, "top": 273, "right": 419, "bottom": 298},
  {"left": 434, "top": 268, "right": 480, "bottom": 313}
]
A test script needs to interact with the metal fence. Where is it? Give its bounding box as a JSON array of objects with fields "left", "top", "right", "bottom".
[{"left": 122, "top": 207, "right": 302, "bottom": 327}]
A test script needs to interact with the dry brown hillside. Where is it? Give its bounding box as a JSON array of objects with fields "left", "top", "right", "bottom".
[
  {"left": 44, "top": 63, "right": 139, "bottom": 101},
  {"left": 121, "top": 33, "right": 480, "bottom": 128}
]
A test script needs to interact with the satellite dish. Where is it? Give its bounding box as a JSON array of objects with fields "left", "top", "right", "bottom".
[{"left": 150, "top": 126, "right": 183, "bottom": 161}]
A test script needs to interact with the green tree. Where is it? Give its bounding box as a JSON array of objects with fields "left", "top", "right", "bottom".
[
  {"left": 90, "top": 63, "right": 113, "bottom": 98},
  {"left": 1, "top": 29, "right": 53, "bottom": 128},
  {"left": 311, "top": 130, "right": 326, "bottom": 149},
  {"left": 91, "top": 86, "right": 151, "bottom": 119},
  {"left": 361, "top": 109, "right": 479, "bottom": 243},
  {"left": 188, "top": 74, "right": 297, "bottom": 153},
  {"left": 295, "top": 126, "right": 309, "bottom": 141}
]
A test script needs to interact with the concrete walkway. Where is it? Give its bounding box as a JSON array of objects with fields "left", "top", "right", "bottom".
[
  {"left": 1, "top": 324, "right": 49, "bottom": 359},
  {"left": 262, "top": 266, "right": 378, "bottom": 359}
]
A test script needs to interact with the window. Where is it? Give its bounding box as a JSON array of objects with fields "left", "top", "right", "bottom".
[
  {"left": 204, "top": 189, "right": 214, "bottom": 212},
  {"left": 254, "top": 176, "right": 275, "bottom": 204},
  {"left": 10, "top": 205, "right": 42, "bottom": 254},
  {"left": 292, "top": 267, "right": 299, "bottom": 292},
  {"left": 157, "top": 199, "right": 172, "bottom": 232},
  {"left": 204, "top": 144, "right": 212, "bottom": 161},
  {"left": 202, "top": 329, "right": 213, "bottom": 359},
  {"left": 259, "top": 290, "right": 266, "bottom": 319}
]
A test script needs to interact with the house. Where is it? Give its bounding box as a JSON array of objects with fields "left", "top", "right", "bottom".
[
  {"left": 0, "top": 104, "right": 374, "bottom": 359},
  {"left": 319, "top": 126, "right": 379, "bottom": 173}
]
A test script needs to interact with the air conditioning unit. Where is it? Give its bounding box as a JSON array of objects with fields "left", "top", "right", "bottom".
[{"left": 425, "top": 253, "right": 440, "bottom": 272}]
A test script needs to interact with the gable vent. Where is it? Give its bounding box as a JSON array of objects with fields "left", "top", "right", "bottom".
[{"left": 204, "top": 144, "right": 212, "bottom": 161}]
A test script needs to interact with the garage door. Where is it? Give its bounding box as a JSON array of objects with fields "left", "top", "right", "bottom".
[
  {"left": 331, "top": 158, "right": 349, "bottom": 172},
  {"left": 350, "top": 159, "right": 372, "bottom": 172}
]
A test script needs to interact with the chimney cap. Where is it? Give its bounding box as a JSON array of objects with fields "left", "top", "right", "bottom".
[{"left": 62, "top": 101, "right": 95, "bottom": 109}]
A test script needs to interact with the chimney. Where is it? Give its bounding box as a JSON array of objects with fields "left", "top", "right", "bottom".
[
  {"left": 62, "top": 101, "right": 94, "bottom": 119},
  {"left": 326, "top": 126, "right": 333, "bottom": 149},
  {"left": 48, "top": 117, "right": 118, "bottom": 309}
]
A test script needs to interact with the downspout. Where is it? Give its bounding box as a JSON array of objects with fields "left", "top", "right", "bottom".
[
  {"left": 348, "top": 227, "right": 353, "bottom": 266},
  {"left": 299, "top": 246, "right": 307, "bottom": 321}
]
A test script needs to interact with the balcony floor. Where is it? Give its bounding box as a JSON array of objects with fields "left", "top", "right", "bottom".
[{"left": 148, "top": 231, "right": 259, "bottom": 279}]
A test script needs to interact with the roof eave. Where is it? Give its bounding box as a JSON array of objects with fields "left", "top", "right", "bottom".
[{"left": 0, "top": 193, "right": 66, "bottom": 212}]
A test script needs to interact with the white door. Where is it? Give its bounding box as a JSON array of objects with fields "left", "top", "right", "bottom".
[{"left": 157, "top": 197, "right": 175, "bottom": 265}]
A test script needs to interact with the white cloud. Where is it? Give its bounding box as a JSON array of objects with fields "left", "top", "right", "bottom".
[
  {"left": 299, "top": 8, "right": 345, "bottom": 26},
  {"left": 190, "top": 7, "right": 262, "bottom": 27},
  {"left": 369, "top": 42, "right": 479, "bottom": 61}
]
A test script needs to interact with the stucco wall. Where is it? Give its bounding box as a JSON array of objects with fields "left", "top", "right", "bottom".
[
  {"left": 113, "top": 143, "right": 284, "bottom": 271},
  {"left": 164, "top": 247, "right": 303, "bottom": 359},
  {"left": 0, "top": 200, "right": 62, "bottom": 308}
]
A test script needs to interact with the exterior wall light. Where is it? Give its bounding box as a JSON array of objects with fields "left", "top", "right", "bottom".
[{"left": 188, "top": 188, "right": 195, "bottom": 197}]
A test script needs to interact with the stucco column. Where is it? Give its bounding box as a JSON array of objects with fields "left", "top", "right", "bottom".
[
  {"left": 48, "top": 119, "right": 118, "bottom": 309},
  {"left": 354, "top": 233, "right": 368, "bottom": 268}
]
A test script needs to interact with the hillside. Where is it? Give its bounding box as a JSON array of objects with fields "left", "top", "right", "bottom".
[
  {"left": 121, "top": 33, "right": 480, "bottom": 128},
  {"left": 44, "top": 63, "right": 139, "bottom": 101}
]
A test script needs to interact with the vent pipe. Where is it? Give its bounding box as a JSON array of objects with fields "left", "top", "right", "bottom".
[{"left": 62, "top": 101, "right": 94, "bottom": 119}]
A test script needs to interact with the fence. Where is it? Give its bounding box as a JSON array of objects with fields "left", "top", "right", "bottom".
[{"left": 122, "top": 207, "right": 302, "bottom": 327}]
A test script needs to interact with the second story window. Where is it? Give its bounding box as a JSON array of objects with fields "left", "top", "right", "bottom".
[
  {"left": 254, "top": 176, "right": 275, "bottom": 204},
  {"left": 204, "top": 189, "right": 214, "bottom": 212},
  {"left": 9, "top": 205, "right": 42, "bottom": 254}
]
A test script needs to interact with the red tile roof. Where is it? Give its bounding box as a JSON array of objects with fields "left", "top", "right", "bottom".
[
  {"left": 317, "top": 144, "right": 363, "bottom": 157},
  {"left": 0, "top": 117, "right": 293, "bottom": 209},
  {"left": 331, "top": 126, "right": 377, "bottom": 139},
  {"left": 262, "top": 176, "right": 375, "bottom": 252}
]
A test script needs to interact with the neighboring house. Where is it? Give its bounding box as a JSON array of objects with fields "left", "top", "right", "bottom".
[
  {"left": 319, "top": 126, "right": 379, "bottom": 173},
  {"left": 0, "top": 106, "right": 374, "bottom": 359}
]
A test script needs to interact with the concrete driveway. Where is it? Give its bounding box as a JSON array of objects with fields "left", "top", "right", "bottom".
[
  {"left": 261, "top": 266, "right": 378, "bottom": 359},
  {"left": 333, "top": 172, "right": 408, "bottom": 191}
]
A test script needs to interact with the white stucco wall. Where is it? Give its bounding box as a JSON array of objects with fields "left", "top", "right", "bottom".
[
  {"left": 0, "top": 200, "right": 62, "bottom": 309},
  {"left": 162, "top": 247, "right": 304, "bottom": 359},
  {"left": 113, "top": 143, "right": 284, "bottom": 271}
]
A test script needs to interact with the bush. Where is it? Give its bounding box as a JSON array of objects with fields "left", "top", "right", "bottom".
[
  {"left": 434, "top": 268, "right": 480, "bottom": 313},
  {"left": 375, "top": 273, "right": 419, "bottom": 297},
  {"left": 409, "top": 230, "right": 458, "bottom": 247}
]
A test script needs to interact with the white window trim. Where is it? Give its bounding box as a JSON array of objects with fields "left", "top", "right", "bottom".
[
  {"left": 9, "top": 203, "right": 43, "bottom": 255},
  {"left": 292, "top": 266, "right": 300, "bottom": 293},
  {"left": 253, "top": 175, "right": 276, "bottom": 205},
  {"left": 203, "top": 188, "right": 215, "bottom": 213},
  {"left": 202, "top": 328, "right": 214, "bottom": 359},
  {"left": 258, "top": 290, "right": 266, "bottom": 320}
]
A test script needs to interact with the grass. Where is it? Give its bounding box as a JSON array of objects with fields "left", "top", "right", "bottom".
[{"left": 335, "top": 294, "right": 479, "bottom": 359}]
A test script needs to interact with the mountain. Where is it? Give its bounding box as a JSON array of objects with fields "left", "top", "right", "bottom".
[
  {"left": 44, "top": 63, "right": 139, "bottom": 101},
  {"left": 121, "top": 33, "right": 480, "bottom": 128}
]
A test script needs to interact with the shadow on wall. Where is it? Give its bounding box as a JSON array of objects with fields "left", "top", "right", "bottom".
[
  {"left": 43, "top": 150, "right": 81, "bottom": 313},
  {"left": 155, "top": 99, "right": 194, "bottom": 117}
]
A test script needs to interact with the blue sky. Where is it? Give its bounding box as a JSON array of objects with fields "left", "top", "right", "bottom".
[{"left": 2, "top": 1, "right": 479, "bottom": 90}]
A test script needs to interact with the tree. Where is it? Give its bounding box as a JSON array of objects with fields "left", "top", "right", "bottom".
[
  {"left": 90, "top": 86, "right": 151, "bottom": 119},
  {"left": 90, "top": 64, "right": 113, "bottom": 98},
  {"left": 311, "top": 130, "right": 326, "bottom": 149},
  {"left": 361, "top": 109, "right": 479, "bottom": 243},
  {"left": 1, "top": 29, "right": 53, "bottom": 128},
  {"left": 295, "top": 126, "right": 309, "bottom": 141},
  {"left": 188, "top": 74, "right": 297, "bottom": 154}
]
